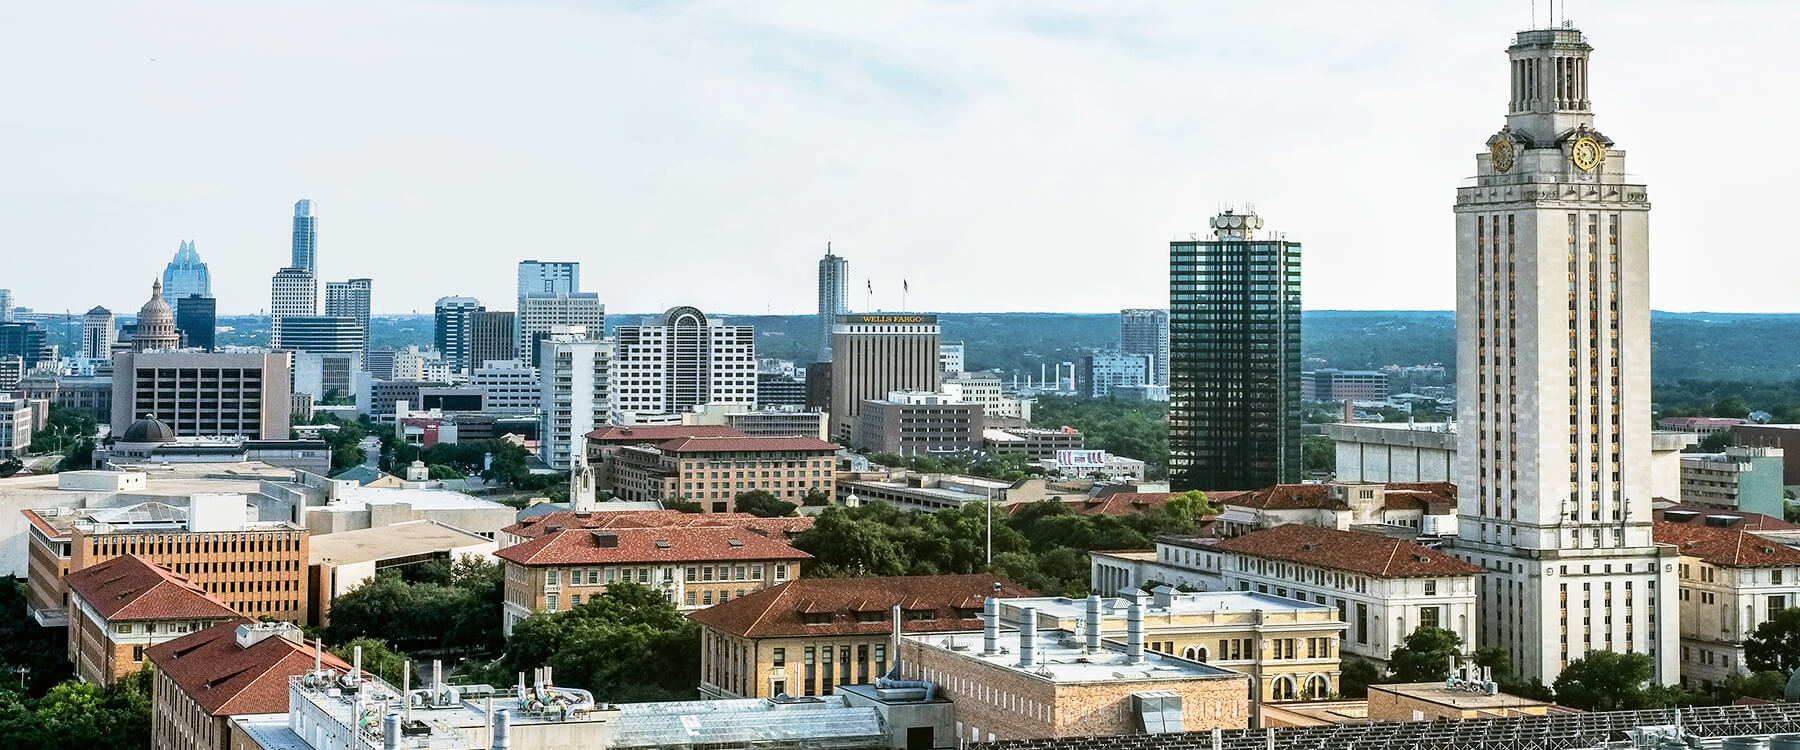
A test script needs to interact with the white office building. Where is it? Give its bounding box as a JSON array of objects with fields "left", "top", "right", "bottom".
[
  {"left": 538, "top": 328, "right": 611, "bottom": 470},
  {"left": 472, "top": 360, "right": 540, "bottom": 416},
  {"left": 1120, "top": 308, "right": 1170, "bottom": 387},
  {"left": 612, "top": 306, "right": 756, "bottom": 421},
  {"left": 1446, "top": 25, "right": 1675, "bottom": 684},
  {"left": 269, "top": 267, "right": 318, "bottom": 349},
  {"left": 324, "top": 278, "right": 371, "bottom": 362},
  {"left": 80, "top": 306, "right": 115, "bottom": 361},
  {"left": 942, "top": 371, "right": 1032, "bottom": 421},
  {"left": 518, "top": 293, "right": 604, "bottom": 364},
  {"left": 939, "top": 342, "right": 965, "bottom": 374}
]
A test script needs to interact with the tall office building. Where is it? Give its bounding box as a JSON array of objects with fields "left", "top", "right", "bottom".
[
  {"left": 538, "top": 328, "right": 610, "bottom": 470},
  {"left": 132, "top": 280, "right": 181, "bottom": 352},
  {"left": 175, "top": 295, "right": 216, "bottom": 351},
  {"left": 517, "top": 261, "right": 579, "bottom": 301},
  {"left": 0, "top": 289, "right": 10, "bottom": 322},
  {"left": 0, "top": 322, "right": 49, "bottom": 366},
  {"left": 324, "top": 278, "right": 372, "bottom": 361},
  {"left": 111, "top": 349, "right": 292, "bottom": 439},
  {"left": 161, "top": 240, "right": 211, "bottom": 304},
  {"left": 816, "top": 247, "right": 849, "bottom": 363},
  {"left": 828, "top": 314, "right": 941, "bottom": 442},
  {"left": 269, "top": 268, "right": 318, "bottom": 348},
  {"left": 275, "top": 316, "right": 365, "bottom": 355},
  {"left": 434, "top": 296, "right": 485, "bottom": 372},
  {"left": 1167, "top": 209, "right": 1301, "bottom": 492},
  {"left": 291, "top": 199, "right": 318, "bottom": 275},
  {"left": 1448, "top": 25, "right": 1672, "bottom": 684},
  {"left": 1120, "top": 308, "right": 1170, "bottom": 387},
  {"left": 613, "top": 307, "right": 757, "bottom": 419},
  {"left": 469, "top": 310, "right": 516, "bottom": 370},
  {"left": 81, "top": 307, "right": 116, "bottom": 360},
  {"left": 518, "top": 293, "right": 603, "bottom": 366}
]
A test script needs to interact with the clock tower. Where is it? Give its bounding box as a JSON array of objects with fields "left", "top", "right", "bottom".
[{"left": 1451, "top": 25, "right": 1676, "bottom": 684}]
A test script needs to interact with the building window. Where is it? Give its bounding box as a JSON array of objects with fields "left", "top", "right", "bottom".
[
  {"left": 685, "top": 591, "right": 696, "bottom": 606},
  {"left": 546, "top": 593, "right": 558, "bottom": 611},
  {"left": 772, "top": 648, "right": 786, "bottom": 668},
  {"left": 1424, "top": 580, "right": 1437, "bottom": 596},
  {"left": 774, "top": 565, "right": 788, "bottom": 581},
  {"left": 1420, "top": 606, "right": 1441, "bottom": 631}
]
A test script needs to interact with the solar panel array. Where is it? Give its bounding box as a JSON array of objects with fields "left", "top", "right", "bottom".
[{"left": 972, "top": 703, "right": 1800, "bottom": 750}]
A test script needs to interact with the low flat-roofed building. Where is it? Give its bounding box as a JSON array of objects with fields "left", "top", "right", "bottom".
[
  {"left": 64, "top": 554, "right": 240, "bottom": 685},
  {"left": 306, "top": 520, "right": 499, "bottom": 626},
  {"left": 1329, "top": 422, "right": 1695, "bottom": 499},
  {"left": 688, "top": 574, "right": 1036, "bottom": 700},
  {"left": 146, "top": 620, "right": 354, "bottom": 750},
  {"left": 983, "top": 428, "right": 1084, "bottom": 462},
  {"left": 898, "top": 606, "right": 1251, "bottom": 741},
  {"left": 298, "top": 480, "right": 518, "bottom": 538},
  {"left": 496, "top": 524, "right": 812, "bottom": 636},
  {"left": 1365, "top": 681, "right": 1561, "bottom": 722},
  {"left": 25, "top": 496, "right": 309, "bottom": 627},
  {"left": 998, "top": 589, "right": 1345, "bottom": 702},
  {"left": 602, "top": 435, "right": 838, "bottom": 513},
  {"left": 836, "top": 472, "right": 1048, "bottom": 512}
]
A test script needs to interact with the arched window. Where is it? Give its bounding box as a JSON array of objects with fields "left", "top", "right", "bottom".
[
  {"left": 1272, "top": 675, "right": 1297, "bottom": 701},
  {"left": 1304, "top": 674, "right": 1330, "bottom": 700},
  {"left": 1184, "top": 645, "right": 1209, "bottom": 663}
]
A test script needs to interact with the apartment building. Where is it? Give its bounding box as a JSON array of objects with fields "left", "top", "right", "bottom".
[
  {"left": 612, "top": 306, "right": 757, "bottom": 420},
  {"left": 24, "top": 495, "right": 309, "bottom": 627},
  {"left": 538, "top": 329, "right": 611, "bottom": 470},
  {"left": 689, "top": 574, "right": 1035, "bottom": 699},
  {"left": 64, "top": 554, "right": 239, "bottom": 685},
  {"left": 496, "top": 525, "right": 811, "bottom": 636},
  {"left": 1090, "top": 524, "right": 1482, "bottom": 665}
]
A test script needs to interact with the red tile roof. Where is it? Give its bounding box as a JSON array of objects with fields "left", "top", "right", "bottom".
[
  {"left": 687, "top": 574, "right": 1036, "bottom": 638},
  {"left": 64, "top": 555, "right": 240, "bottom": 622},
  {"left": 496, "top": 525, "right": 813, "bottom": 567},
  {"left": 586, "top": 425, "right": 747, "bottom": 442},
  {"left": 146, "top": 620, "right": 355, "bottom": 716},
  {"left": 1226, "top": 482, "right": 1456, "bottom": 512},
  {"left": 656, "top": 436, "right": 840, "bottom": 453},
  {"left": 506, "top": 510, "right": 814, "bottom": 539},
  {"left": 1212, "top": 524, "right": 1484, "bottom": 578},
  {"left": 1655, "top": 506, "right": 1800, "bottom": 531},
  {"left": 1654, "top": 521, "right": 1800, "bottom": 567}
]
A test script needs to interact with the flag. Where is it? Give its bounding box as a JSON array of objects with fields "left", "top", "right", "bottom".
[
  {"left": 904, "top": 279, "right": 909, "bottom": 293},
  {"left": 867, "top": 279, "right": 872, "bottom": 293}
]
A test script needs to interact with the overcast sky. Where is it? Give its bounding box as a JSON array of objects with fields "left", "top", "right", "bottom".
[{"left": 3, "top": 1, "right": 1794, "bottom": 316}]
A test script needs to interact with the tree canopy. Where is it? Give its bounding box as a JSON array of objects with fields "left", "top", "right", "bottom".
[
  {"left": 324, "top": 556, "right": 503, "bottom": 655},
  {"left": 1386, "top": 626, "right": 1463, "bottom": 683},
  {"left": 493, "top": 582, "right": 699, "bottom": 702},
  {"left": 733, "top": 490, "right": 798, "bottom": 518},
  {"left": 1744, "top": 607, "right": 1800, "bottom": 674},
  {"left": 1551, "top": 651, "right": 1661, "bottom": 711}
]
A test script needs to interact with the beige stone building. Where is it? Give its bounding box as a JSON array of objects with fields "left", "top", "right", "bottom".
[
  {"left": 1366, "top": 682, "right": 1559, "bottom": 722},
  {"left": 146, "top": 620, "right": 353, "bottom": 750},
  {"left": 25, "top": 497, "right": 309, "bottom": 627},
  {"left": 500, "top": 508, "right": 812, "bottom": 547},
  {"left": 688, "top": 574, "right": 1036, "bottom": 699},
  {"left": 64, "top": 554, "right": 239, "bottom": 685},
  {"left": 605, "top": 434, "right": 839, "bottom": 512},
  {"left": 1654, "top": 516, "right": 1800, "bottom": 688},
  {"left": 999, "top": 589, "right": 1346, "bottom": 701},
  {"left": 496, "top": 524, "right": 811, "bottom": 636},
  {"left": 898, "top": 603, "right": 1250, "bottom": 742}
]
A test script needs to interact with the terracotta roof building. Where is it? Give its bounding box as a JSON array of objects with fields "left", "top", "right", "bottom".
[
  {"left": 496, "top": 524, "right": 812, "bottom": 636},
  {"left": 146, "top": 620, "right": 353, "bottom": 750},
  {"left": 1091, "top": 524, "right": 1481, "bottom": 666},
  {"left": 1214, "top": 480, "right": 1459, "bottom": 539},
  {"left": 64, "top": 554, "right": 240, "bottom": 685},
  {"left": 687, "top": 574, "right": 1034, "bottom": 699},
  {"left": 1655, "top": 519, "right": 1800, "bottom": 688},
  {"left": 597, "top": 431, "right": 839, "bottom": 512},
  {"left": 501, "top": 509, "right": 813, "bottom": 545},
  {"left": 1655, "top": 505, "right": 1800, "bottom": 532}
]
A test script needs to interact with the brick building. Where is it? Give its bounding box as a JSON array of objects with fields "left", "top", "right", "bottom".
[
  {"left": 146, "top": 620, "right": 353, "bottom": 750},
  {"left": 25, "top": 496, "right": 309, "bottom": 627},
  {"left": 496, "top": 524, "right": 812, "bottom": 636},
  {"left": 687, "top": 574, "right": 1036, "bottom": 699},
  {"left": 600, "top": 433, "right": 838, "bottom": 512},
  {"left": 853, "top": 391, "right": 985, "bottom": 455},
  {"left": 500, "top": 509, "right": 812, "bottom": 547},
  {"left": 64, "top": 554, "right": 240, "bottom": 685}
]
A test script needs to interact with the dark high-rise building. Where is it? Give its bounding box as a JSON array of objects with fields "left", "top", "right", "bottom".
[
  {"left": 291, "top": 199, "right": 318, "bottom": 275},
  {"left": 1119, "top": 308, "right": 1170, "bottom": 387},
  {"left": 434, "top": 296, "right": 484, "bottom": 372},
  {"left": 1168, "top": 209, "right": 1301, "bottom": 491},
  {"left": 469, "top": 311, "right": 516, "bottom": 369},
  {"left": 816, "top": 247, "right": 849, "bottom": 362},
  {"left": 175, "top": 295, "right": 217, "bottom": 351},
  {"left": 0, "top": 321, "right": 50, "bottom": 366}
]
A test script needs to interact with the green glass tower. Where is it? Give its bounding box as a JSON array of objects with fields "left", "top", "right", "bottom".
[{"left": 1168, "top": 209, "right": 1302, "bottom": 491}]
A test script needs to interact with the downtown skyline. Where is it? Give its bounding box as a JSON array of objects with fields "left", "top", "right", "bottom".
[{"left": 3, "top": 1, "right": 1796, "bottom": 316}]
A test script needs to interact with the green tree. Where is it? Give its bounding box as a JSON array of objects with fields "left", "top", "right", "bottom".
[
  {"left": 332, "top": 638, "right": 411, "bottom": 687},
  {"left": 0, "top": 668, "right": 152, "bottom": 748},
  {"left": 1302, "top": 435, "right": 1336, "bottom": 476},
  {"left": 663, "top": 498, "right": 704, "bottom": 513},
  {"left": 1744, "top": 606, "right": 1800, "bottom": 674},
  {"left": 501, "top": 582, "right": 698, "bottom": 701},
  {"left": 324, "top": 556, "right": 503, "bottom": 654},
  {"left": 1163, "top": 490, "right": 1219, "bottom": 524},
  {"left": 732, "top": 490, "right": 798, "bottom": 518},
  {"left": 1338, "top": 656, "right": 1383, "bottom": 698},
  {"left": 1386, "top": 626, "right": 1462, "bottom": 682},
  {"left": 1717, "top": 671, "right": 1787, "bottom": 703},
  {"left": 1551, "top": 650, "right": 1657, "bottom": 711},
  {"left": 426, "top": 464, "right": 465, "bottom": 480},
  {"left": 800, "top": 488, "right": 832, "bottom": 507}
]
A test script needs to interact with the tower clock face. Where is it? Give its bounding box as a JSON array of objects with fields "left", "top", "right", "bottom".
[
  {"left": 1571, "top": 137, "right": 1603, "bottom": 171},
  {"left": 1490, "top": 139, "right": 1516, "bottom": 173}
]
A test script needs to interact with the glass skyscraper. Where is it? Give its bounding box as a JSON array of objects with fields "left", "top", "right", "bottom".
[
  {"left": 1167, "top": 209, "right": 1302, "bottom": 491},
  {"left": 292, "top": 199, "right": 318, "bottom": 275},
  {"left": 161, "top": 240, "right": 211, "bottom": 303},
  {"left": 816, "top": 247, "right": 848, "bottom": 363}
]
